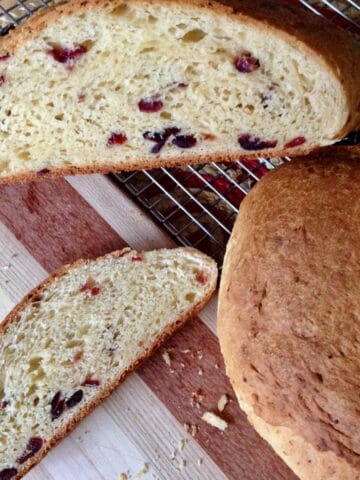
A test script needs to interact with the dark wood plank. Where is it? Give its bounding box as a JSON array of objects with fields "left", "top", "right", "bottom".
[{"left": 0, "top": 180, "right": 126, "bottom": 271}]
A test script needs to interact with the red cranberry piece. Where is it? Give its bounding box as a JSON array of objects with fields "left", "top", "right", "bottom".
[
  {"left": 73, "top": 350, "right": 83, "bottom": 362},
  {"left": 17, "top": 437, "right": 43, "bottom": 464},
  {"left": 131, "top": 255, "right": 142, "bottom": 262},
  {"left": 80, "top": 281, "right": 100, "bottom": 296},
  {"left": 0, "top": 468, "right": 18, "bottom": 480},
  {"left": 65, "top": 390, "right": 83, "bottom": 408},
  {"left": 284, "top": 136, "right": 306, "bottom": 148},
  {"left": 172, "top": 134, "right": 197, "bottom": 149},
  {"left": 0, "top": 75, "right": 5, "bottom": 87},
  {"left": 107, "top": 132, "right": 127, "bottom": 147},
  {"left": 234, "top": 53, "right": 260, "bottom": 73},
  {"left": 0, "top": 54, "right": 10, "bottom": 62},
  {"left": 196, "top": 272, "right": 207, "bottom": 284},
  {"left": 204, "top": 133, "right": 216, "bottom": 141},
  {"left": 164, "top": 127, "right": 181, "bottom": 137},
  {"left": 238, "top": 134, "right": 277, "bottom": 151},
  {"left": 143, "top": 131, "right": 163, "bottom": 143},
  {"left": 37, "top": 168, "right": 50, "bottom": 177},
  {"left": 143, "top": 127, "right": 181, "bottom": 153},
  {"left": 47, "top": 45, "right": 87, "bottom": 64},
  {"left": 80, "top": 281, "right": 91, "bottom": 292},
  {"left": 51, "top": 391, "right": 65, "bottom": 420},
  {"left": 138, "top": 96, "right": 164, "bottom": 113},
  {"left": 177, "top": 82, "right": 188, "bottom": 88},
  {"left": 1, "top": 400, "right": 8, "bottom": 409},
  {"left": 82, "top": 377, "right": 100, "bottom": 386}
]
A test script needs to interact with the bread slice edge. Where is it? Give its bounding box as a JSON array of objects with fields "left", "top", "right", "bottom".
[{"left": 1, "top": 246, "right": 217, "bottom": 480}]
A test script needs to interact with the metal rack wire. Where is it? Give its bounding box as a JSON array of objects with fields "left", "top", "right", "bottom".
[{"left": 1, "top": 0, "right": 359, "bottom": 266}]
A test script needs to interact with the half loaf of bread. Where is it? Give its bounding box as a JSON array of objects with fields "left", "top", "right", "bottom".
[
  {"left": 218, "top": 148, "right": 360, "bottom": 480},
  {"left": 0, "top": 247, "right": 217, "bottom": 479},
  {"left": 0, "top": 0, "right": 359, "bottom": 183}
]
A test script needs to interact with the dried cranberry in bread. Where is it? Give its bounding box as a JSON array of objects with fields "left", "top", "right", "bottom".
[
  {"left": 0, "top": 247, "right": 217, "bottom": 479},
  {"left": 218, "top": 147, "right": 360, "bottom": 480},
  {"left": 0, "top": 0, "right": 359, "bottom": 183}
]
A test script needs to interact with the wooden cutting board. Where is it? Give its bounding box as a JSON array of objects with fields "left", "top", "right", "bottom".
[{"left": 0, "top": 175, "right": 298, "bottom": 480}]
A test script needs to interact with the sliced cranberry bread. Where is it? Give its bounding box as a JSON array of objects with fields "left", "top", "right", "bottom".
[
  {"left": 0, "top": 0, "right": 359, "bottom": 183},
  {"left": 0, "top": 247, "right": 217, "bottom": 480}
]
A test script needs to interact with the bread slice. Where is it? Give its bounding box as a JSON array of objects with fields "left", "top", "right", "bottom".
[
  {"left": 0, "top": 247, "right": 217, "bottom": 479},
  {"left": 218, "top": 147, "right": 360, "bottom": 480},
  {"left": 0, "top": 0, "right": 359, "bottom": 183}
]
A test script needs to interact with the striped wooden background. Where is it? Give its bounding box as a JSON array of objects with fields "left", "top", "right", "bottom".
[{"left": 0, "top": 175, "right": 297, "bottom": 479}]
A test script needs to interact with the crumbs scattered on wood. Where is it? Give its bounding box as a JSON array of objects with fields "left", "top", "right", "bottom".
[
  {"left": 191, "top": 389, "right": 204, "bottom": 408},
  {"left": 178, "top": 459, "right": 186, "bottom": 471},
  {"left": 198, "top": 367, "right": 203, "bottom": 376},
  {"left": 162, "top": 350, "right": 171, "bottom": 367},
  {"left": 184, "top": 423, "right": 199, "bottom": 437},
  {"left": 217, "top": 394, "right": 229, "bottom": 412},
  {"left": 135, "top": 463, "right": 148, "bottom": 478},
  {"left": 178, "top": 439, "right": 186, "bottom": 452},
  {"left": 201, "top": 412, "right": 228, "bottom": 431}
]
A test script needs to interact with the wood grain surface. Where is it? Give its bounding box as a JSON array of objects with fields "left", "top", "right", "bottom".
[{"left": 0, "top": 176, "right": 297, "bottom": 480}]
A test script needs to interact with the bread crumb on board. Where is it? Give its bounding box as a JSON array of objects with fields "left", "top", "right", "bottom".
[
  {"left": 119, "top": 474, "right": 128, "bottom": 480},
  {"left": 191, "top": 389, "right": 204, "bottom": 408},
  {"left": 217, "top": 394, "right": 229, "bottom": 412},
  {"left": 201, "top": 412, "right": 228, "bottom": 431},
  {"left": 162, "top": 350, "right": 171, "bottom": 367},
  {"left": 178, "top": 439, "right": 186, "bottom": 452},
  {"left": 176, "top": 459, "right": 186, "bottom": 471},
  {"left": 135, "top": 463, "right": 149, "bottom": 478},
  {"left": 184, "top": 423, "right": 199, "bottom": 437}
]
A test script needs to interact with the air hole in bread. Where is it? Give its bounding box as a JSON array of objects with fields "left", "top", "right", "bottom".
[{"left": 181, "top": 29, "right": 206, "bottom": 42}]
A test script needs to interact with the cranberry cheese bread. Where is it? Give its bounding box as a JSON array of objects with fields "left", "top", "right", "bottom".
[
  {"left": 0, "top": 247, "right": 217, "bottom": 479},
  {"left": 0, "top": 0, "right": 359, "bottom": 182}
]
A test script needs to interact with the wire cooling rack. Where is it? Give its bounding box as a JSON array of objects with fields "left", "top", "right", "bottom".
[
  {"left": 114, "top": 0, "right": 360, "bottom": 265},
  {"left": 1, "top": 0, "right": 359, "bottom": 266}
]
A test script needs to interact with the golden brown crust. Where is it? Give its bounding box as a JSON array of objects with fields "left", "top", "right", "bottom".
[
  {"left": 235, "top": 390, "right": 360, "bottom": 480},
  {"left": 218, "top": 147, "right": 360, "bottom": 478},
  {"left": 0, "top": 144, "right": 320, "bottom": 184},
  {"left": 0, "top": 0, "right": 359, "bottom": 184},
  {"left": 0, "top": 246, "right": 217, "bottom": 479}
]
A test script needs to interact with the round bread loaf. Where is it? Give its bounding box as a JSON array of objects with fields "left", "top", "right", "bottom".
[{"left": 218, "top": 147, "right": 360, "bottom": 480}]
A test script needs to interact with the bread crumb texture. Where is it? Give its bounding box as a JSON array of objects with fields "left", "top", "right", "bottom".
[
  {"left": 0, "top": 0, "right": 359, "bottom": 179},
  {"left": 0, "top": 247, "right": 217, "bottom": 477}
]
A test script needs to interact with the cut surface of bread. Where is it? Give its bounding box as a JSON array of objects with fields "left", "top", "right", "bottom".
[
  {"left": 0, "top": 0, "right": 359, "bottom": 183},
  {"left": 218, "top": 148, "right": 360, "bottom": 479},
  {"left": 0, "top": 247, "right": 217, "bottom": 479}
]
